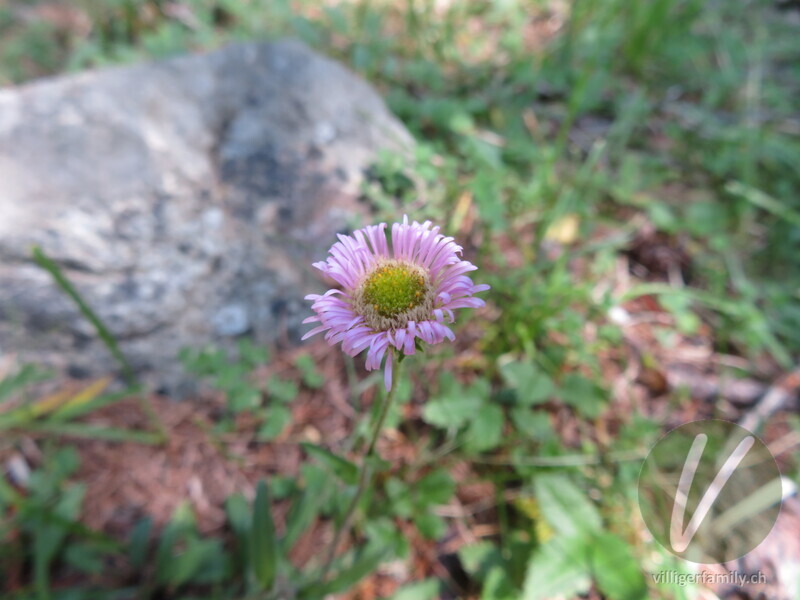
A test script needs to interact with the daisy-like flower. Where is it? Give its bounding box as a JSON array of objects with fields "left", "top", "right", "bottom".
[{"left": 302, "top": 216, "right": 489, "bottom": 391}]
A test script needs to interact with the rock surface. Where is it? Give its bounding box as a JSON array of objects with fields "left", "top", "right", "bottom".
[{"left": 0, "top": 40, "right": 413, "bottom": 394}]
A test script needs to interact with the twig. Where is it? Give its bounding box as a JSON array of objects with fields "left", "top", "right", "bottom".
[{"left": 739, "top": 369, "right": 800, "bottom": 433}]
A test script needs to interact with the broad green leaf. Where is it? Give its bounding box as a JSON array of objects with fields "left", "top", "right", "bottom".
[
  {"left": 534, "top": 474, "right": 601, "bottom": 537},
  {"left": 559, "top": 374, "right": 606, "bottom": 418},
  {"left": 458, "top": 541, "right": 502, "bottom": 579},
  {"left": 385, "top": 477, "right": 414, "bottom": 518},
  {"left": 590, "top": 533, "right": 647, "bottom": 600},
  {"left": 522, "top": 535, "right": 591, "bottom": 600},
  {"left": 267, "top": 375, "right": 299, "bottom": 403},
  {"left": 500, "top": 361, "right": 554, "bottom": 406},
  {"left": 510, "top": 407, "right": 553, "bottom": 440},
  {"left": 466, "top": 403, "right": 504, "bottom": 452},
  {"left": 295, "top": 354, "right": 324, "bottom": 389},
  {"left": 238, "top": 338, "right": 270, "bottom": 368},
  {"left": 364, "top": 517, "right": 409, "bottom": 558},
  {"left": 301, "top": 443, "right": 358, "bottom": 485},
  {"left": 422, "top": 391, "right": 482, "bottom": 429},
  {"left": 481, "top": 564, "right": 518, "bottom": 600},
  {"left": 414, "top": 512, "right": 447, "bottom": 540},
  {"left": 415, "top": 469, "right": 455, "bottom": 506},
  {"left": 250, "top": 480, "right": 278, "bottom": 591},
  {"left": 258, "top": 405, "right": 292, "bottom": 440}
]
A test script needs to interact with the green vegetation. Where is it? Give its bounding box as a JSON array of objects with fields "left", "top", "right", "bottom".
[{"left": 1, "top": 0, "right": 799, "bottom": 598}]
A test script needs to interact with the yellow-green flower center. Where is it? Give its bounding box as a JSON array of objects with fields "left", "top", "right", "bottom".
[{"left": 361, "top": 263, "right": 427, "bottom": 318}]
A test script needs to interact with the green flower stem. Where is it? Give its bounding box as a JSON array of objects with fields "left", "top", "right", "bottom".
[{"left": 320, "top": 353, "right": 403, "bottom": 581}]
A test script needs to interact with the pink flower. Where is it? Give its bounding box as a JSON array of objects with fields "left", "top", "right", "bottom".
[{"left": 303, "top": 216, "right": 489, "bottom": 390}]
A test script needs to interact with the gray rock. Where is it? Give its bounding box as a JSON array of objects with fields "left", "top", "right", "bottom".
[{"left": 0, "top": 40, "right": 413, "bottom": 394}]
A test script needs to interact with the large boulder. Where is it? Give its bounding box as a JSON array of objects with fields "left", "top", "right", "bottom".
[{"left": 0, "top": 40, "right": 413, "bottom": 394}]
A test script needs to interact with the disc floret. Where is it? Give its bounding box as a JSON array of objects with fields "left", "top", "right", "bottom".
[{"left": 354, "top": 259, "right": 434, "bottom": 331}]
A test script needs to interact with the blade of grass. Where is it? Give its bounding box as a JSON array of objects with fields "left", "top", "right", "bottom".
[
  {"left": 31, "top": 246, "right": 167, "bottom": 442},
  {"left": 726, "top": 181, "right": 800, "bottom": 229},
  {"left": 0, "top": 364, "right": 52, "bottom": 404},
  {"left": 51, "top": 387, "right": 130, "bottom": 422},
  {"left": 32, "top": 246, "right": 135, "bottom": 385},
  {"left": 22, "top": 422, "right": 163, "bottom": 444},
  {"left": 250, "top": 480, "right": 278, "bottom": 591},
  {"left": 622, "top": 283, "right": 792, "bottom": 367}
]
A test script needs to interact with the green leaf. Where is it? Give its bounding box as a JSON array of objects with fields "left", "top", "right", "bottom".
[
  {"left": 466, "top": 403, "right": 504, "bottom": 452},
  {"left": 364, "top": 517, "right": 409, "bottom": 558},
  {"left": 283, "top": 467, "right": 328, "bottom": 551},
  {"left": 238, "top": 338, "right": 270, "bottom": 369},
  {"left": 63, "top": 542, "right": 105, "bottom": 575},
  {"left": 414, "top": 512, "right": 447, "bottom": 540},
  {"left": 726, "top": 180, "right": 800, "bottom": 229},
  {"left": 534, "top": 474, "right": 601, "bottom": 537},
  {"left": 250, "top": 480, "right": 278, "bottom": 591},
  {"left": 167, "top": 538, "right": 215, "bottom": 586},
  {"left": 225, "top": 492, "right": 250, "bottom": 538},
  {"left": 510, "top": 408, "right": 554, "bottom": 440},
  {"left": 258, "top": 405, "right": 292, "bottom": 441},
  {"left": 590, "top": 533, "right": 647, "bottom": 600},
  {"left": 179, "top": 346, "right": 227, "bottom": 377},
  {"left": 32, "top": 483, "right": 86, "bottom": 592},
  {"left": 269, "top": 475, "right": 296, "bottom": 499},
  {"left": 481, "top": 564, "right": 519, "bottom": 600},
  {"left": 51, "top": 388, "right": 129, "bottom": 422},
  {"left": 227, "top": 384, "right": 261, "bottom": 413},
  {"left": 303, "top": 547, "right": 386, "bottom": 596},
  {"left": 21, "top": 422, "right": 162, "bottom": 444},
  {"left": 128, "top": 517, "right": 152, "bottom": 570},
  {"left": 301, "top": 443, "right": 358, "bottom": 485},
  {"left": 458, "top": 541, "right": 502, "bottom": 580},
  {"left": 155, "top": 503, "right": 197, "bottom": 582},
  {"left": 225, "top": 492, "right": 251, "bottom": 570},
  {"left": 500, "top": 361, "right": 554, "bottom": 406},
  {"left": 414, "top": 469, "right": 455, "bottom": 506},
  {"left": 295, "top": 354, "right": 324, "bottom": 389},
  {"left": 0, "top": 364, "right": 51, "bottom": 404},
  {"left": 684, "top": 200, "right": 730, "bottom": 236},
  {"left": 385, "top": 477, "right": 414, "bottom": 518},
  {"left": 422, "top": 388, "right": 482, "bottom": 429},
  {"left": 522, "top": 535, "right": 592, "bottom": 600},
  {"left": 388, "top": 578, "right": 441, "bottom": 600},
  {"left": 559, "top": 374, "right": 606, "bottom": 418},
  {"left": 32, "top": 246, "right": 136, "bottom": 386},
  {"left": 267, "top": 375, "right": 299, "bottom": 403}
]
